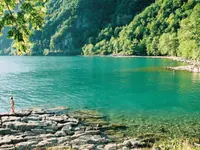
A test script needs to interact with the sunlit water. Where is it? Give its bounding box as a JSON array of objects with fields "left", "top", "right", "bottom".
[{"left": 1, "top": 56, "right": 200, "bottom": 120}]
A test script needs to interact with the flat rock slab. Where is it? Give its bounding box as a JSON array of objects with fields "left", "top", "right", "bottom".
[{"left": 0, "top": 108, "right": 146, "bottom": 150}]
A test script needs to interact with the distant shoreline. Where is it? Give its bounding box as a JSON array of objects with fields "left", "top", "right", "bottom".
[
  {"left": 1, "top": 54, "right": 200, "bottom": 73},
  {"left": 96, "top": 55, "right": 200, "bottom": 73}
]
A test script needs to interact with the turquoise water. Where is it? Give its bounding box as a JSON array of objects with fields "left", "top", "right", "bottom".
[{"left": 1, "top": 56, "right": 200, "bottom": 119}]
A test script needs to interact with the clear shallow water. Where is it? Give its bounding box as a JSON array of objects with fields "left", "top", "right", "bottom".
[{"left": 1, "top": 56, "right": 200, "bottom": 119}]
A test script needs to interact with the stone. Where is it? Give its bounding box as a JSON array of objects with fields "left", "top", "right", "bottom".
[
  {"left": 62, "top": 125, "right": 74, "bottom": 135},
  {"left": 104, "top": 143, "right": 117, "bottom": 150},
  {"left": 31, "top": 129, "right": 46, "bottom": 134},
  {"left": 39, "top": 134, "right": 55, "bottom": 139},
  {"left": 121, "top": 146, "right": 130, "bottom": 150},
  {"left": 44, "top": 125, "right": 58, "bottom": 132},
  {"left": 117, "top": 140, "right": 132, "bottom": 148},
  {"left": 0, "top": 128, "right": 12, "bottom": 135},
  {"left": 2, "top": 117, "right": 21, "bottom": 122},
  {"left": 46, "top": 145, "right": 70, "bottom": 150},
  {"left": 86, "top": 126, "right": 93, "bottom": 131},
  {"left": 71, "top": 138, "right": 88, "bottom": 145},
  {"left": 2, "top": 122, "right": 15, "bottom": 130},
  {"left": 64, "top": 121, "right": 78, "bottom": 127},
  {"left": 62, "top": 124, "right": 72, "bottom": 132},
  {"left": 47, "top": 116, "right": 68, "bottom": 123},
  {"left": 45, "top": 129, "right": 55, "bottom": 134},
  {"left": 15, "top": 141, "right": 38, "bottom": 150},
  {"left": 74, "top": 130, "right": 85, "bottom": 135},
  {"left": 23, "top": 135, "right": 40, "bottom": 141},
  {"left": 67, "top": 118, "right": 79, "bottom": 124},
  {"left": 57, "top": 136, "right": 71, "bottom": 144},
  {"left": 70, "top": 135, "right": 92, "bottom": 145},
  {"left": 16, "top": 110, "right": 32, "bottom": 115},
  {"left": 96, "top": 145, "right": 105, "bottom": 150},
  {"left": 74, "top": 126, "right": 85, "bottom": 131},
  {"left": 21, "top": 116, "right": 41, "bottom": 122},
  {"left": 0, "top": 137, "right": 12, "bottom": 145},
  {"left": 37, "top": 138, "right": 58, "bottom": 148},
  {"left": 90, "top": 135, "right": 108, "bottom": 144},
  {"left": 57, "top": 123, "right": 65, "bottom": 129},
  {"left": 79, "top": 144, "right": 95, "bottom": 150},
  {"left": 85, "top": 130, "right": 101, "bottom": 135},
  {"left": 71, "top": 132, "right": 87, "bottom": 139},
  {"left": 37, "top": 141, "right": 53, "bottom": 148},
  {"left": 122, "top": 140, "right": 132, "bottom": 147},
  {"left": 23, "top": 131, "right": 35, "bottom": 137},
  {"left": 3, "top": 121, "right": 42, "bottom": 131},
  {"left": 55, "top": 130, "right": 66, "bottom": 137},
  {"left": 31, "top": 109, "right": 47, "bottom": 114},
  {"left": 40, "top": 114, "right": 52, "bottom": 120},
  {"left": 0, "top": 108, "right": 131, "bottom": 150},
  {"left": 9, "top": 135, "right": 26, "bottom": 144},
  {"left": 0, "top": 144, "right": 15, "bottom": 150},
  {"left": 193, "top": 66, "right": 199, "bottom": 73},
  {"left": 72, "top": 144, "right": 80, "bottom": 149},
  {"left": 45, "top": 138, "right": 58, "bottom": 144},
  {"left": 128, "top": 139, "right": 140, "bottom": 148}
]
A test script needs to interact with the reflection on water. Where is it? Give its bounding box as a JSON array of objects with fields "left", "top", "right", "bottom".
[{"left": 192, "top": 73, "right": 200, "bottom": 82}]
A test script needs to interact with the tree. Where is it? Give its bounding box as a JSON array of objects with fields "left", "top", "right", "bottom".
[
  {"left": 159, "top": 32, "right": 178, "bottom": 56},
  {"left": 178, "top": 4, "right": 200, "bottom": 60},
  {"left": 0, "top": 0, "right": 47, "bottom": 55}
]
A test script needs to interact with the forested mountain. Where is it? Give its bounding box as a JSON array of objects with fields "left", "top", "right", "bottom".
[
  {"left": 83, "top": 0, "right": 200, "bottom": 60},
  {"left": 30, "top": 0, "right": 154, "bottom": 55},
  {"left": 0, "top": 0, "right": 199, "bottom": 60}
]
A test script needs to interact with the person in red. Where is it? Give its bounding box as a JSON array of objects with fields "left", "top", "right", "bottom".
[{"left": 10, "top": 96, "right": 15, "bottom": 114}]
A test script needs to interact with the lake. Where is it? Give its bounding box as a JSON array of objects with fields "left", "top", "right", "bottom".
[{"left": 1, "top": 56, "right": 200, "bottom": 124}]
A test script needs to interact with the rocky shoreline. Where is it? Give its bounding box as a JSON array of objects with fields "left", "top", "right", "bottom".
[
  {"left": 166, "top": 57, "right": 200, "bottom": 73},
  {"left": 0, "top": 108, "right": 155, "bottom": 150},
  {"left": 110, "top": 55, "right": 200, "bottom": 73}
]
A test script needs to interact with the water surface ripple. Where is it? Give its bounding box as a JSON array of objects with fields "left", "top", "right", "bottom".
[{"left": 0, "top": 56, "right": 200, "bottom": 119}]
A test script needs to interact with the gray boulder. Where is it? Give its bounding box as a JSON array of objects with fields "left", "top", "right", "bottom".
[
  {"left": 55, "top": 131, "right": 66, "bottom": 137},
  {"left": 15, "top": 141, "right": 38, "bottom": 150},
  {"left": 104, "top": 143, "right": 117, "bottom": 150}
]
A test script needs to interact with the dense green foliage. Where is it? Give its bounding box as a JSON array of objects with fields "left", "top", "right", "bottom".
[
  {"left": 1, "top": 0, "right": 200, "bottom": 60},
  {"left": 0, "top": 0, "right": 47, "bottom": 55},
  {"left": 31, "top": 0, "right": 154, "bottom": 55},
  {"left": 83, "top": 0, "right": 200, "bottom": 60}
]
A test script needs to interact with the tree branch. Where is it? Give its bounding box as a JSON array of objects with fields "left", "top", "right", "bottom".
[
  {"left": 4, "top": 0, "right": 29, "bottom": 36},
  {"left": 4, "top": 0, "right": 19, "bottom": 29}
]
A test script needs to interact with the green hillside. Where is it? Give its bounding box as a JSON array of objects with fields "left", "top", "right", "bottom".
[
  {"left": 83, "top": 0, "right": 200, "bottom": 60},
  {"left": 31, "top": 0, "right": 154, "bottom": 55},
  {"left": 1, "top": 0, "right": 199, "bottom": 59}
]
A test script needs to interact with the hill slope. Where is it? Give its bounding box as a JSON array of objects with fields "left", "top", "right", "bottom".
[
  {"left": 83, "top": 0, "right": 200, "bottom": 60},
  {"left": 31, "top": 0, "right": 154, "bottom": 55}
]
